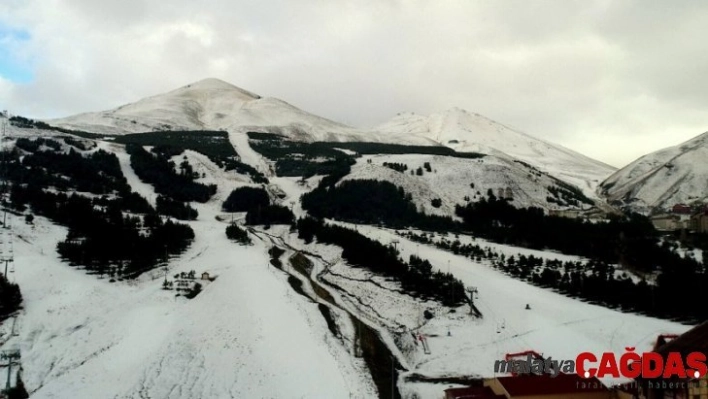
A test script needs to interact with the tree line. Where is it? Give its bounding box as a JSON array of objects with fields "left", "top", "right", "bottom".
[
  {"left": 301, "top": 179, "right": 460, "bottom": 231},
  {"left": 402, "top": 230, "right": 708, "bottom": 323},
  {"left": 296, "top": 217, "right": 466, "bottom": 306},
  {"left": 126, "top": 143, "right": 216, "bottom": 203},
  {"left": 454, "top": 197, "right": 697, "bottom": 274}
]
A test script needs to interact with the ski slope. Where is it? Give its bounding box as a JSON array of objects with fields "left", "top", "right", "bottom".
[
  {"left": 331, "top": 224, "right": 692, "bottom": 392},
  {"left": 3, "top": 143, "right": 376, "bottom": 399}
]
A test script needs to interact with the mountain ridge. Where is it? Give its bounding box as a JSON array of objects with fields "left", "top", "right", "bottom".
[
  {"left": 45, "top": 77, "right": 615, "bottom": 204},
  {"left": 600, "top": 130, "right": 708, "bottom": 213},
  {"left": 375, "top": 107, "right": 616, "bottom": 199}
]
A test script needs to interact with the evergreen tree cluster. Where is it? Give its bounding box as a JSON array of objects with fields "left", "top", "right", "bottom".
[
  {"left": 382, "top": 162, "right": 408, "bottom": 173},
  {"left": 156, "top": 195, "right": 198, "bottom": 220},
  {"left": 222, "top": 186, "right": 270, "bottom": 212},
  {"left": 549, "top": 179, "right": 594, "bottom": 206},
  {"left": 402, "top": 230, "right": 708, "bottom": 322},
  {"left": 296, "top": 217, "right": 466, "bottom": 306},
  {"left": 225, "top": 223, "right": 252, "bottom": 245},
  {"left": 546, "top": 183, "right": 594, "bottom": 207},
  {"left": 249, "top": 136, "right": 354, "bottom": 179},
  {"left": 8, "top": 114, "right": 113, "bottom": 139},
  {"left": 301, "top": 179, "right": 460, "bottom": 231},
  {"left": 245, "top": 205, "right": 294, "bottom": 226},
  {"left": 3, "top": 146, "right": 195, "bottom": 279},
  {"left": 14, "top": 137, "right": 62, "bottom": 152},
  {"left": 247, "top": 132, "right": 482, "bottom": 181},
  {"left": 316, "top": 142, "right": 484, "bottom": 159},
  {"left": 222, "top": 186, "right": 293, "bottom": 227},
  {"left": 126, "top": 143, "right": 216, "bottom": 202},
  {"left": 61, "top": 136, "right": 94, "bottom": 151},
  {"left": 455, "top": 197, "right": 687, "bottom": 273},
  {"left": 115, "top": 131, "right": 235, "bottom": 159},
  {"left": 0, "top": 273, "right": 22, "bottom": 321},
  {"left": 114, "top": 131, "right": 268, "bottom": 183},
  {"left": 6, "top": 145, "right": 129, "bottom": 195},
  {"left": 9, "top": 186, "right": 194, "bottom": 278},
  {"left": 9, "top": 115, "right": 52, "bottom": 130}
]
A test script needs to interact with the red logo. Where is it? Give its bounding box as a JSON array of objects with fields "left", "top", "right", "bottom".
[{"left": 577, "top": 350, "right": 707, "bottom": 379}]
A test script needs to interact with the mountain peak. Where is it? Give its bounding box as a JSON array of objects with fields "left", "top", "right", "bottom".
[{"left": 175, "top": 78, "right": 261, "bottom": 100}]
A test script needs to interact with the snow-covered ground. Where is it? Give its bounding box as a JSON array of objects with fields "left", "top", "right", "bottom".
[
  {"left": 0, "top": 90, "right": 699, "bottom": 398},
  {"left": 375, "top": 109, "right": 616, "bottom": 199},
  {"left": 1, "top": 142, "right": 377, "bottom": 398},
  {"left": 37, "top": 78, "right": 614, "bottom": 206},
  {"left": 342, "top": 224, "right": 692, "bottom": 390},
  {"left": 600, "top": 131, "right": 708, "bottom": 213},
  {"left": 342, "top": 153, "right": 591, "bottom": 216}
]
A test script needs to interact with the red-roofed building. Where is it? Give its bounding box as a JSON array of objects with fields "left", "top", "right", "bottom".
[
  {"left": 482, "top": 373, "right": 610, "bottom": 399},
  {"left": 672, "top": 204, "right": 692, "bottom": 214},
  {"left": 636, "top": 321, "right": 708, "bottom": 399}
]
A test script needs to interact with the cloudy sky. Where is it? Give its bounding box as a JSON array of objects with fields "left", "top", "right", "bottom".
[{"left": 1, "top": 0, "right": 707, "bottom": 168}]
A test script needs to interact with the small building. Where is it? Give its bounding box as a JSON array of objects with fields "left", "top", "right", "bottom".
[
  {"left": 548, "top": 209, "right": 583, "bottom": 219},
  {"left": 482, "top": 373, "right": 610, "bottom": 398},
  {"left": 649, "top": 213, "right": 685, "bottom": 231},
  {"left": 201, "top": 272, "right": 210, "bottom": 281},
  {"left": 672, "top": 204, "right": 692, "bottom": 214},
  {"left": 690, "top": 210, "right": 708, "bottom": 233},
  {"left": 583, "top": 207, "right": 607, "bottom": 220}
]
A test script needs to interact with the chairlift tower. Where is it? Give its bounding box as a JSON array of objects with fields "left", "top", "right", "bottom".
[
  {"left": 0, "top": 232, "right": 13, "bottom": 277},
  {"left": 1, "top": 349, "right": 21, "bottom": 391}
]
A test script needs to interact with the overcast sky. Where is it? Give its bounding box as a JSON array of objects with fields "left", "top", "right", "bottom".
[{"left": 1, "top": 0, "right": 707, "bottom": 168}]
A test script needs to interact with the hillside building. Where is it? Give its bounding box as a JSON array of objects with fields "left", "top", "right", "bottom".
[
  {"left": 650, "top": 214, "right": 683, "bottom": 231},
  {"left": 548, "top": 209, "right": 583, "bottom": 219},
  {"left": 690, "top": 210, "right": 708, "bottom": 233},
  {"left": 672, "top": 204, "right": 692, "bottom": 214},
  {"left": 636, "top": 321, "right": 708, "bottom": 399}
]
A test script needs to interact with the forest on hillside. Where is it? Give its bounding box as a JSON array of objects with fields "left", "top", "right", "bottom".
[{"left": 3, "top": 138, "right": 195, "bottom": 279}]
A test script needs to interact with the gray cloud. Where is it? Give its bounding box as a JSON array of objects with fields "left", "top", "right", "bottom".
[{"left": 1, "top": 0, "right": 707, "bottom": 168}]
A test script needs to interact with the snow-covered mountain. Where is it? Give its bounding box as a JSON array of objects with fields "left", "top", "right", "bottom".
[
  {"left": 343, "top": 153, "right": 591, "bottom": 216},
  {"left": 0, "top": 93, "right": 695, "bottom": 399},
  {"left": 46, "top": 78, "right": 616, "bottom": 211},
  {"left": 599, "top": 131, "right": 708, "bottom": 213},
  {"left": 49, "top": 78, "right": 435, "bottom": 145},
  {"left": 375, "top": 109, "right": 616, "bottom": 198}
]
